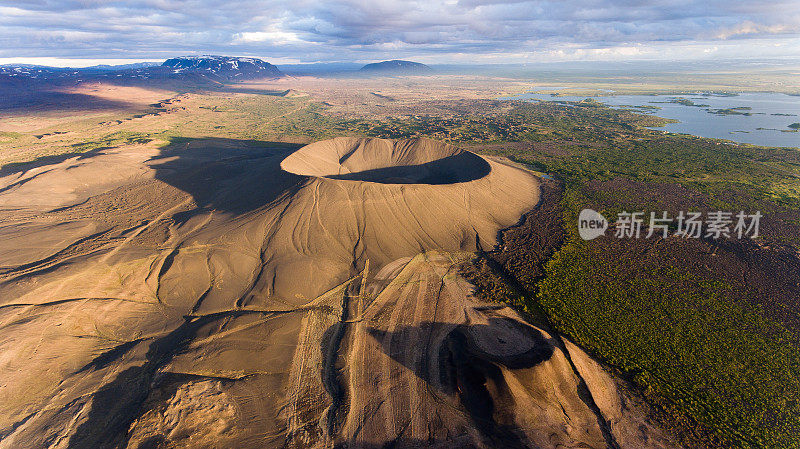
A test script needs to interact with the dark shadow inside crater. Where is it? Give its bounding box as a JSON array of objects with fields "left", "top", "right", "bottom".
[
  {"left": 363, "top": 317, "right": 555, "bottom": 448},
  {"left": 322, "top": 152, "right": 491, "bottom": 185}
]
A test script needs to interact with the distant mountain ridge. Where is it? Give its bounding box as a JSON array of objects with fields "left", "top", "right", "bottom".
[
  {"left": 162, "top": 55, "right": 283, "bottom": 80},
  {"left": 359, "top": 60, "right": 433, "bottom": 75},
  {"left": 0, "top": 55, "right": 284, "bottom": 83},
  {"left": 86, "top": 62, "right": 160, "bottom": 71}
]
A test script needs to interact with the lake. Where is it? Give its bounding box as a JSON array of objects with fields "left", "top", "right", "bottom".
[{"left": 507, "top": 91, "right": 800, "bottom": 148}]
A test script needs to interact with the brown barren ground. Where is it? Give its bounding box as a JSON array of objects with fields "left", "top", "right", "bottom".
[{"left": 0, "top": 134, "right": 682, "bottom": 448}]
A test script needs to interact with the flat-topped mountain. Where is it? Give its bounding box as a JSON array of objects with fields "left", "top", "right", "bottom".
[
  {"left": 162, "top": 55, "right": 283, "bottom": 80},
  {"left": 359, "top": 60, "right": 433, "bottom": 75}
]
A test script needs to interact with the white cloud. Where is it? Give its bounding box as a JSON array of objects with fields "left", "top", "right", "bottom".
[
  {"left": 715, "top": 21, "right": 793, "bottom": 39},
  {"left": 0, "top": 0, "right": 799, "bottom": 63},
  {"left": 234, "top": 30, "right": 302, "bottom": 45},
  {"left": 32, "top": 30, "right": 108, "bottom": 41},
  {"left": 0, "top": 6, "right": 32, "bottom": 16}
]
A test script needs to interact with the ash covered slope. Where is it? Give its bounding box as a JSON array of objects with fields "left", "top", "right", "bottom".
[
  {"left": 359, "top": 60, "right": 433, "bottom": 75},
  {"left": 0, "top": 137, "right": 680, "bottom": 448}
]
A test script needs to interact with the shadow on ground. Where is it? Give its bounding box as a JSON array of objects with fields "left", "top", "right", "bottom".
[
  {"left": 148, "top": 137, "right": 307, "bottom": 215},
  {"left": 360, "top": 318, "right": 555, "bottom": 448}
]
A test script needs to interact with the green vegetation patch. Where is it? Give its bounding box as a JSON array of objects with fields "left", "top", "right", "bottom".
[
  {"left": 0, "top": 131, "right": 23, "bottom": 142},
  {"left": 70, "top": 131, "right": 153, "bottom": 152},
  {"left": 538, "top": 233, "right": 800, "bottom": 448}
]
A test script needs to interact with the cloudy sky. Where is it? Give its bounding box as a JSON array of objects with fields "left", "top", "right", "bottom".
[{"left": 1, "top": 0, "right": 799, "bottom": 66}]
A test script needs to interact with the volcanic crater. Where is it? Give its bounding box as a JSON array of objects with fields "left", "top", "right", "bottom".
[{"left": 280, "top": 136, "right": 491, "bottom": 184}]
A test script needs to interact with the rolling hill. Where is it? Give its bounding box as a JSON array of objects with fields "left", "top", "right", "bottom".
[{"left": 359, "top": 60, "right": 433, "bottom": 75}]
